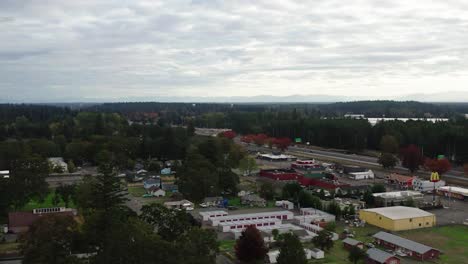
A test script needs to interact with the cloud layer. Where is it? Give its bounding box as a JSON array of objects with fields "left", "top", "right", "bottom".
[{"left": 1, "top": 0, "right": 468, "bottom": 102}]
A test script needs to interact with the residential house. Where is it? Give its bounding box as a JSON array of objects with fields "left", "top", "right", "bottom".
[
  {"left": 8, "top": 208, "right": 76, "bottom": 233},
  {"left": 143, "top": 178, "right": 161, "bottom": 190},
  {"left": 387, "top": 173, "right": 414, "bottom": 189},
  {"left": 343, "top": 238, "right": 364, "bottom": 250},
  {"left": 147, "top": 186, "right": 166, "bottom": 197},
  {"left": 366, "top": 248, "right": 400, "bottom": 264},
  {"left": 161, "top": 183, "right": 179, "bottom": 193}
]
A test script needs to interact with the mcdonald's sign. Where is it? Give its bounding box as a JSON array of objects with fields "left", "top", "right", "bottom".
[{"left": 430, "top": 172, "right": 440, "bottom": 182}]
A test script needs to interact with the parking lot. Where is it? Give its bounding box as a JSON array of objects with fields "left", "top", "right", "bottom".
[{"left": 423, "top": 195, "right": 468, "bottom": 225}]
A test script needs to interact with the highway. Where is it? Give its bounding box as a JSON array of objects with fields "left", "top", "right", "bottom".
[{"left": 247, "top": 143, "right": 468, "bottom": 183}]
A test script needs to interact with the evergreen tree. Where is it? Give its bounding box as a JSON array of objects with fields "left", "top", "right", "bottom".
[
  {"left": 277, "top": 233, "right": 307, "bottom": 264},
  {"left": 348, "top": 246, "right": 367, "bottom": 264}
]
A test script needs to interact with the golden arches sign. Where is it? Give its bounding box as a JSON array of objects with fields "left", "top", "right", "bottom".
[{"left": 430, "top": 172, "right": 440, "bottom": 182}]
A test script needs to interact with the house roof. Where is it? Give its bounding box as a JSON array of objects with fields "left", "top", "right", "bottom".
[
  {"left": 361, "top": 206, "right": 434, "bottom": 220},
  {"left": 343, "top": 238, "right": 363, "bottom": 246},
  {"left": 367, "top": 248, "right": 396, "bottom": 263},
  {"left": 388, "top": 173, "right": 414, "bottom": 182},
  {"left": 148, "top": 186, "right": 164, "bottom": 192},
  {"left": 373, "top": 231, "right": 438, "bottom": 254},
  {"left": 8, "top": 212, "right": 39, "bottom": 228}
]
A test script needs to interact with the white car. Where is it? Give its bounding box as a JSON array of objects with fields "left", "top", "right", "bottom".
[{"left": 199, "top": 203, "right": 208, "bottom": 208}]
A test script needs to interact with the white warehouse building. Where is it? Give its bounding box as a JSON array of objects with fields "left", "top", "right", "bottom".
[
  {"left": 297, "top": 208, "right": 336, "bottom": 224},
  {"left": 412, "top": 178, "right": 446, "bottom": 192},
  {"left": 199, "top": 210, "right": 228, "bottom": 221},
  {"left": 218, "top": 218, "right": 282, "bottom": 232},
  {"left": 349, "top": 170, "right": 374, "bottom": 180},
  {"left": 209, "top": 211, "right": 294, "bottom": 226}
]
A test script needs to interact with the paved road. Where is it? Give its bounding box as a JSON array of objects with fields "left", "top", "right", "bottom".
[{"left": 285, "top": 145, "right": 468, "bottom": 183}]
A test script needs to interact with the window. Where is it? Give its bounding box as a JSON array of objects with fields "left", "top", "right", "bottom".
[
  {"left": 379, "top": 217, "right": 382, "bottom": 220},
  {"left": 426, "top": 222, "right": 429, "bottom": 225},
  {"left": 409, "top": 218, "right": 413, "bottom": 222},
  {"left": 419, "top": 223, "right": 422, "bottom": 226}
]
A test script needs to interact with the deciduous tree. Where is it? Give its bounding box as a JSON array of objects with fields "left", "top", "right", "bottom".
[{"left": 235, "top": 226, "right": 268, "bottom": 264}]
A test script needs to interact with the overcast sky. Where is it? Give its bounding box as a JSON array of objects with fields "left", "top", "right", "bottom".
[{"left": 1, "top": 0, "right": 468, "bottom": 102}]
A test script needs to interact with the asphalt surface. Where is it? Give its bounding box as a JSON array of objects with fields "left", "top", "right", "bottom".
[{"left": 266, "top": 145, "right": 468, "bottom": 183}]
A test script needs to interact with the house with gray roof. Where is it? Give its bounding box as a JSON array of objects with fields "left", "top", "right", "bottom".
[
  {"left": 342, "top": 237, "right": 364, "bottom": 250},
  {"left": 372, "top": 231, "right": 440, "bottom": 261},
  {"left": 366, "top": 248, "right": 400, "bottom": 264}
]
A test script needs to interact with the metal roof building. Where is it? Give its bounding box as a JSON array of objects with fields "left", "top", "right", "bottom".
[
  {"left": 198, "top": 210, "right": 228, "bottom": 221},
  {"left": 373, "top": 231, "right": 440, "bottom": 261},
  {"left": 366, "top": 248, "right": 400, "bottom": 264},
  {"left": 209, "top": 210, "right": 294, "bottom": 226},
  {"left": 359, "top": 206, "right": 436, "bottom": 231}
]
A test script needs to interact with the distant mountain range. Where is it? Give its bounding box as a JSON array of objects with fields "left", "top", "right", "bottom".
[{"left": 2, "top": 91, "right": 468, "bottom": 103}]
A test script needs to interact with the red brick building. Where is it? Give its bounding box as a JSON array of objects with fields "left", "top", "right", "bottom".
[{"left": 373, "top": 231, "right": 440, "bottom": 261}]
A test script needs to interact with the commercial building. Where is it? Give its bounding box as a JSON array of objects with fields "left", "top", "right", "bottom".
[
  {"left": 295, "top": 208, "right": 336, "bottom": 224},
  {"left": 198, "top": 210, "right": 228, "bottom": 221},
  {"left": 348, "top": 170, "right": 375, "bottom": 180},
  {"left": 387, "top": 174, "right": 414, "bottom": 189},
  {"left": 218, "top": 218, "right": 281, "bottom": 232},
  {"left": 359, "top": 206, "right": 436, "bottom": 231},
  {"left": 373, "top": 231, "right": 440, "bottom": 261},
  {"left": 372, "top": 191, "right": 424, "bottom": 207},
  {"left": 209, "top": 211, "right": 294, "bottom": 226},
  {"left": 259, "top": 168, "right": 301, "bottom": 181},
  {"left": 436, "top": 186, "right": 468, "bottom": 200},
  {"left": 291, "top": 160, "right": 325, "bottom": 172},
  {"left": 412, "top": 178, "right": 445, "bottom": 192},
  {"left": 366, "top": 248, "right": 400, "bottom": 264},
  {"left": 257, "top": 153, "right": 296, "bottom": 161}
]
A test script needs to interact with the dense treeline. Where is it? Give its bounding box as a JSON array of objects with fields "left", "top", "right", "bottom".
[
  {"left": 0, "top": 105, "right": 190, "bottom": 170},
  {"left": 87, "top": 101, "right": 468, "bottom": 119}
]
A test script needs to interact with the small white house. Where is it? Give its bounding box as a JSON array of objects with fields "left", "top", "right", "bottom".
[
  {"left": 306, "top": 248, "right": 324, "bottom": 259},
  {"left": 148, "top": 186, "right": 166, "bottom": 197},
  {"left": 275, "top": 200, "right": 294, "bottom": 210},
  {"left": 349, "top": 170, "right": 374, "bottom": 180}
]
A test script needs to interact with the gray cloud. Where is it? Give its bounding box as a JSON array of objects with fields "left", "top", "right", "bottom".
[{"left": 1, "top": 0, "right": 468, "bottom": 102}]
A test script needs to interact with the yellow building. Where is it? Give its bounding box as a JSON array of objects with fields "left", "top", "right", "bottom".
[{"left": 359, "top": 206, "right": 436, "bottom": 231}]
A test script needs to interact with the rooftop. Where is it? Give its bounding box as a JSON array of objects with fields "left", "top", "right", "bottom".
[
  {"left": 438, "top": 186, "right": 468, "bottom": 196},
  {"left": 373, "top": 191, "right": 423, "bottom": 199},
  {"left": 361, "top": 206, "right": 434, "bottom": 220},
  {"left": 367, "top": 248, "right": 396, "bottom": 262},
  {"left": 343, "top": 238, "right": 363, "bottom": 246},
  {"left": 373, "top": 231, "right": 438, "bottom": 254}
]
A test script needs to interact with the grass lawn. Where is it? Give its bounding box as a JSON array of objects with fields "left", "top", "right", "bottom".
[
  {"left": 398, "top": 225, "right": 468, "bottom": 264},
  {"left": 128, "top": 186, "right": 147, "bottom": 197},
  {"left": 219, "top": 240, "right": 236, "bottom": 252},
  {"left": 21, "top": 191, "right": 76, "bottom": 211}
]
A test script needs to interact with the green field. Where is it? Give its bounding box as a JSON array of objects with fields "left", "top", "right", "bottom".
[
  {"left": 128, "top": 186, "right": 147, "bottom": 197},
  {"left": 399, "top": 225, "right": 468, "bottom": 264},
  {"left": 218, "top": 224, "right": 468, "bottom": 264},
  {"left": 21, "top": 191, "right": 76, "bottom": 211}
]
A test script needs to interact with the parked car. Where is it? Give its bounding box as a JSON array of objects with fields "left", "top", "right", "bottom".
[
  {"left": 199, "top": 203, "right": 208, "bottom": 208},
  {"left": 366, "top": 243, "right": 375, "bottom": 248},
  {"left": 227, "top": 206, "right": 238, "bottom": 210}
]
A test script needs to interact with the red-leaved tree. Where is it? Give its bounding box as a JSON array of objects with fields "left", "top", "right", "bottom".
[
  {"left": 425, "top": 158, "right": 451, "bottom": 175},
  {"left": 241, "top": 134, "right": 255, "bottom": 143},
  {"left": 253, "top": 134, "right": 269, "bottom": 146},
  {"left": 235, "top": 225, "right": 268, "bottom": 263},
  {"left": 220, "top": 130, "right": 237, "bottom": 139},
  {"left": 272, "top": 137, "right": 292, "bottom": 151},
  {"left": 400, "top": 144, "right": 423, "bottom": 173}
]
